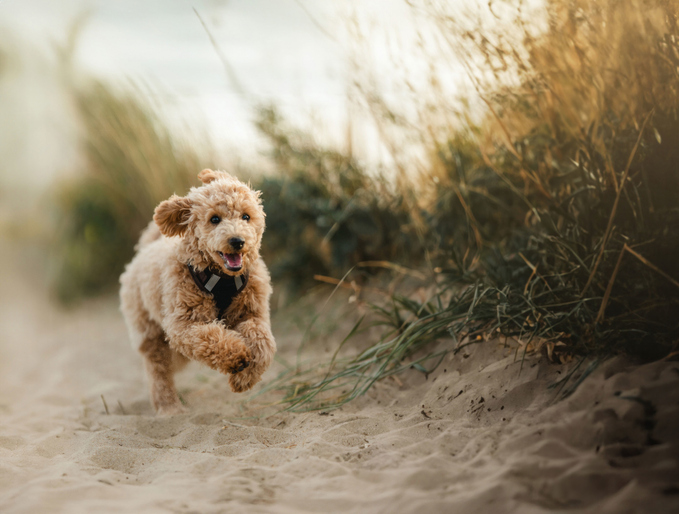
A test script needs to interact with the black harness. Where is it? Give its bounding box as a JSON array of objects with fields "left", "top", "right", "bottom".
[{"left": 187, "top": 264, "right": 249, "bottom": 318}]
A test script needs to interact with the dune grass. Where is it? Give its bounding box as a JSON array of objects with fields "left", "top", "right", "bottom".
[
  {"left": 247, "top": 0, "right": 679, "bottom": 411},
  {"left": 51, "top": 0, "right": 679, "bottom": 410}
]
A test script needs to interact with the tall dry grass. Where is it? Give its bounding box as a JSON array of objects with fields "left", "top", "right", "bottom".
[
  {"left": 50, "top": 0, "right": 679, "bottom": 409},
  {"left": 52, "top": 81, "right": 203, "bottom": 302},
  {"left": 258, "top": 0, "right": 679, "bottom": 411},
  {"left": 424, "top": 0, "right": 679, "bottom": 357}
]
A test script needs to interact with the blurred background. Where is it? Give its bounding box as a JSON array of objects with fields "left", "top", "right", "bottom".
[
  {"left": 0, "top": 0, "right": 470, "bottom": 302},
  {"left": 1, "top": 0, "right": 678, "bottom": 397}
]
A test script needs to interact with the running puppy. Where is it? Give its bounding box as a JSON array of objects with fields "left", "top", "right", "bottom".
[{"left": 120, "top": 169, "right": 276, "bottom": 415}]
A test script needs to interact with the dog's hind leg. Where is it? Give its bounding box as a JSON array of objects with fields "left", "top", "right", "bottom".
[{"left": 140, "top": 335, "right": 187, "bottom": 415}]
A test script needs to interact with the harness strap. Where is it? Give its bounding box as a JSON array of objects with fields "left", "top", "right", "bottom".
[{"left": 187, "top": 264, "right": 248, "bottom": 318}]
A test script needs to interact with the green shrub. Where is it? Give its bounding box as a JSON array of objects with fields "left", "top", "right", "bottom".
[{"left": 254, "top": 106, "right": 421, "bottom": 287}]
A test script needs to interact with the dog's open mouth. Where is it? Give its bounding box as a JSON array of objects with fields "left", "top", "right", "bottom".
[{"left": 218, "top": 251, "right": 243, "bottom": 272}]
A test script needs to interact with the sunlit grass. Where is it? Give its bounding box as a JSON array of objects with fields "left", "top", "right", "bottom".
[
  {"left": 51, "top": 0, "right": 679, "bottom": 409},
  {"left": 244, "top": 0, "right": 679, "bottom": 411}
]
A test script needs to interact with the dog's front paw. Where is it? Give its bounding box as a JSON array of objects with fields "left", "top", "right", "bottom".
[
  {"left": 229, "top": 367, "right": 261, "bottom": 393},
  {"left": 217, "top": 344, "right": 251, "bottom": 375},
  {"left": 229, "top": 355, "right": 250, "bottom": 374}
]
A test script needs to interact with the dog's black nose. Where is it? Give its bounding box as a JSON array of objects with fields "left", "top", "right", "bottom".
[{"left": 229, "top": 237, "right": 245, "bottom": 251}]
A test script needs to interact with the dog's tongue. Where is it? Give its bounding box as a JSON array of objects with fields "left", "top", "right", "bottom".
[{"left": 224, "top": 253, "right": 242, "bottom": 268}]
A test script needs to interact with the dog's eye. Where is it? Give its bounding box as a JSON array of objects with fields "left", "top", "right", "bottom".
[
  {"left": 210, "top": 215, "right": 221, "bottom": 225},
  {"left": 242, "top": 213, "right": 250, "bottom": 221}
]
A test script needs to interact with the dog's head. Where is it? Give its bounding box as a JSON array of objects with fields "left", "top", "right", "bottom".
[{"left": 153, "top": 169, "right": 265, "bottom": 275}]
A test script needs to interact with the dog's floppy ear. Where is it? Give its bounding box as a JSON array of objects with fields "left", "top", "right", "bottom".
[{"left": 154, "top": 195, "right": 192, "bottom": 237}]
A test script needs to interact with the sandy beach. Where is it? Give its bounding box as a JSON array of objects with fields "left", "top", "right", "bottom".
[
  {"left": 0, "top": 243, "right": 677, "bottom": 514},
  {"left": 2, "top": 0, "right": 679, "bottom": 511}
]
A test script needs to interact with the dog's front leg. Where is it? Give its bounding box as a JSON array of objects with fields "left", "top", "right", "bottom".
[
  {"left": 165, "top": 317, "right": 251, "bottom": 375},
  {"left": 228, "top": 318, "right": 276, "bottom": 392}
]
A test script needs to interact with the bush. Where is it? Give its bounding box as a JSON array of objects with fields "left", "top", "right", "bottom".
[{"left": 254, "top": 106, "right": 421, "bottom": 287}]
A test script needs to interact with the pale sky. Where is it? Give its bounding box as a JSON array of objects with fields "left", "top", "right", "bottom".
[
  {"left": 0, "top": 0, "right": 480, "bottom": 197},
  {"left": 1, "top": 0, "right": 352, "bottom": 152}
]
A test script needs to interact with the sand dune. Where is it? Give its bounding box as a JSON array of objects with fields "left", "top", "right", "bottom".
[{"left": 1, "top": 246, "right": 678, "bottom": 513}]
